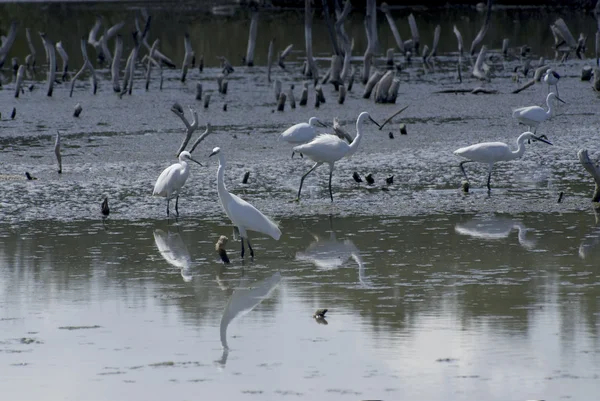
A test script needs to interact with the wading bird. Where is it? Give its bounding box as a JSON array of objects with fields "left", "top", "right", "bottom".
[
  {"left": 543, "top": 68, "right": 561, "bottom": 96},
  {"left": 454, "top": 131, "right": 553, "bottom": 191},
  {"left": 209, "top": 147, "right": 281, "bottom": 258},
  {"left": 278, "top": 117, "right": 327, "bottom": 158},
  {"left": 153, "top": 151, "right": 202, "bottom": 216},
  {"left": 294, "top": 112, "right": 380, "bottom": 202},
  {"left": 512, "top": 92, "right": 565, "bottom": 133}
]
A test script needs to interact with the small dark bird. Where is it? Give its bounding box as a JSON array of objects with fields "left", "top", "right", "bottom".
[
  {"left": 365, "top": 174, "right": 375, "bottom": 185},
  {"left": 101, "top": 197, "right": 110, "bottom": 217},
  {"left": 389, "top": 132, "right": 394, "bottom": 139},
  {"left": 11, "top": 107, "right": 16, "bottom": 119},
  {"left": 399, "top": 123, "right": 408, "bottom": 135},
  {"left": 386, "top": 175, "right": 394, "bottom": 185},
  {"left": 352, "top": 172, "right": 362, "bottom": 183},
  {"left": 313, "top": 309, "right": 327, "bottom": 319},
  {"left": 242, "top": 171, "right": 250, "bottom": 184},
  {"left": 462, "top": 180, "right": 470, "bottom": 193}
]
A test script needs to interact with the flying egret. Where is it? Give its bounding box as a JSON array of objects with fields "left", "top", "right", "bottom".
[
  {"left": 278, "top": 117, "right": 328, "bottom": 158},
  {"left": 153, "top": 151, "right": 202, "bottom": 216},
  {"left": 543, "top": 68, "right": 561, "bottom": 96},
  {"left": 209, "top": 147, "right": 281, "bottom": 259},
  {"left": 293, "top": 111, "right": 380, "bottom": 202},
  {"left": 454, "top": 131, "right": 553, "bottom": 191},
  {"left": 512, "top": 92, "right": 565, "bottom": 133}
]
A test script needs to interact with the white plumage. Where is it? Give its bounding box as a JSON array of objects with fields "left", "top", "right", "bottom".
[
  {"left": 543, "top": 68, "right": 560, "bottom": 97},
  {"left": 210, "top": 147, "right": 281, "bottom": 259},
  {"left": 293, "top": 111, "right": 380, "bottom": 201},
  {"left": 279, "top": 117, "right": 326, "bottom": 158},
  {"left": 512, "top": 92, "right": 563, "bottom": 132},
  {"left": 454, "top": 131, "right": 552, "bottom": 190},
  {"left": 153, "top": 150, "right": 202, "bottom": 216}
]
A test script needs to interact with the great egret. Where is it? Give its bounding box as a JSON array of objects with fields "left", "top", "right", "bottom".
[
  {"left": 512, "top": 92, "right": 565, "bottom": 133},
  {"left": 543, "top": 69, "right": 560, "bottom": 96},
  {"left": 454, "top": 131, "right": 552, "bottom": 191},
  {"left": 152, "top": 151, "right": 202, "bottom": 216},
  {"left": 278, "top": 117, "right": 327, "bottom": 158},
  {"left": 293, "top": 111, "right": 380, "bottom": 202},
  {"left": 209, "top": 147, "right": 281, "bottom": 258}
]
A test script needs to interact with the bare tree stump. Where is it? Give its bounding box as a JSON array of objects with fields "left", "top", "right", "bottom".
[{"left": 578, "top": 149, "right": 600, "bottom": 203}]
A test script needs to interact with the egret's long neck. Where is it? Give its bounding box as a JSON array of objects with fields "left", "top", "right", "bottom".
[
  {"left": 510, "top": 137, "right": 528, "bottom": 160},
  {"left": 216, "top": 153, "right": 229, "bottom": 201},
  {"left": 348, "top": 121, "right": 363, "bottom": 155},
  {"left": 546, "top": 96, "right": 555, "bottom": 117}
]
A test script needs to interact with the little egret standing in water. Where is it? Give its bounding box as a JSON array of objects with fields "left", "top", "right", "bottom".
[
  {"left": 454, "top": 131, "right": 553, "bottom": 191},
  {"left": 278, "top": 117, "right": 327, "bottom": 158},
  {"left": 209, "top": 147, "right": 281, "bottom": 259},
  {"left": 512, "top": 92, "right": 565, "bottom": 133},
  {"left": 153, "top": 151, "right": 202, "bottom": 216},
  {"left": 294, "top": 111, "right": 380, "bottom": 202}
]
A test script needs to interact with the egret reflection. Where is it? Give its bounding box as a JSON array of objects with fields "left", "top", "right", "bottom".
[
  {"left": 153, "top": 228, "right": 193, "bottom": 282},
  {"left": 578, "top": 209, "right": 600, "bottom": 259},
  {"left": 295, "top": 217, "right": 371, "bottom": 287},
  {"left": 219, "top": 271, "right": 281, "bottom": 361},
  {"left": 455, "top": 216, "right": 537, "bottom": 250}
]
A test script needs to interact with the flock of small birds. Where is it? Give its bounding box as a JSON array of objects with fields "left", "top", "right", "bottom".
[{"left": 3, "top": 0, "right": 600, "bottom": 261}]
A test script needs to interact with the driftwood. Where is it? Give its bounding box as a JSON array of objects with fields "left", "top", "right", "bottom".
[
  {"left": 70, "top": 36, "right": 98, "bottom": 97},
  {"left": 470, "top": 0, "right": 493, "bottom": 56},
  {"left": 578, "top": 149, "right": 600, "bottom": 202},
  {"left": 172, "top": 103, "right": 199, "bottom": 157},
  {"left": 435, "top": 88, "right": 498, "bottom": 94}
]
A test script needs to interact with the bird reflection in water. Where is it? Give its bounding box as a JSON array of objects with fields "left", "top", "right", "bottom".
[
  {"left": 216, "top": 271, "right": 281, "bottom": 368},
  {"left": 454, "top": 216, "right": 537, "bottom": 250},
  {"left": 578, "top": 208, "right": 600, "bottom": 259},
  {"left": 153, "top": 228, "right": 193, "bottom": 282},
  {"left": 295, "top": 216, "right": 371, "bottom": 287}
]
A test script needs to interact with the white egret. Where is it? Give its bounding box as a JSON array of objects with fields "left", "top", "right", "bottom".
[
  {"left": 209, "top": 147, "right": 281, "bottom": 258},
  {"left": 512, "top": 92, "right": 565, "bottom": 133},
  {"left": 278, "top": 117, "right": 327, "bottom": 158},
  {"left": 454, "top": 131, "right": 552, "bottom": 191},
  {"left": 543, "top": 69, "right": 561, "bottom": 96},
  {"left": 152, "top": 151, "right": 202, "bottom": 216},
  {"left": 293, "top": 111, "right": 380, "bottom": 202}
]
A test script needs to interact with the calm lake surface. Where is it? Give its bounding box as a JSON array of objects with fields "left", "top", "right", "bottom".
[{"left": 1, "top": 2, "right": 599, "bottom": 400}]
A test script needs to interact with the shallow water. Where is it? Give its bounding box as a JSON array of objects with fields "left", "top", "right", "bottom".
[
  {"left": 1, "top": 2, "right": 600, "bottom": 400},
  {"left": 1, "top": 214, "right": 599, "bottom": 400}
]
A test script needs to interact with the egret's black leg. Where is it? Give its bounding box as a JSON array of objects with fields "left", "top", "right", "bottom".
[
  {"left": 166, "top": 199, "right": 170, "bottom": 216},
  {"left": 291, "top": 151, "right": 295, "bottom": 159},
  {"left": 297, "top": 162, "right": 322, "bottom": 201},
  {"left": 487, "top": 167, "right": 493, "bottom": 191},
  {"left": 247, "top": 238, "right": 254, "bottom": 259},
  {"left": 175, "top": 196, "right": 179, "bottom": 216},
  {"left": 328, "top": 169, "right": 334, "bottom": 202},
  {"left": 240, "top": 237, "right": 245, "bottom": 258},
  {"left": 459, "top": 161, "right": 472, "bottom": 181}
]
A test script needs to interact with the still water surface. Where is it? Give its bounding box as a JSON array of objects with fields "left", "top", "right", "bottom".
[
  {"left": 1, "top": 2, "right": 599, "bottom": 400},
  {"left": 1, "top": 214, "right": 599, "bottom": 400}
]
